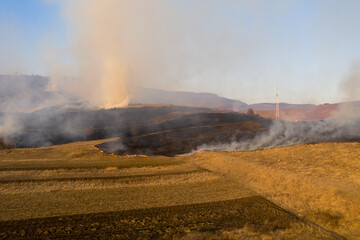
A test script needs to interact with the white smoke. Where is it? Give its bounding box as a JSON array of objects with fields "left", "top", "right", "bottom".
[
  {"left": 50, "top": 0, "right": 261, "bottom": 108},
  {"left": 198, "top": 118, "right": 360, "bottom": 152}
]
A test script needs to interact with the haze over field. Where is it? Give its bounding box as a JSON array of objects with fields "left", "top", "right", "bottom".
[
  {"left": 1, "top": 0, "right": 360, "bottom": 105},
  {"left": 0, "top": 140, "right": 358, "bottom": 238},
  {"left": 1, "top": 0, "right": 360, "bottom": 148},
  {"left": 1, "top": 1, "right": 360, "bottom": 239}
]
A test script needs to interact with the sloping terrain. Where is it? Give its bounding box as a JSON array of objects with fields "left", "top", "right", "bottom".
[
  {"left": 130, "top": 86, "right": 248, "bottom": 110},
  {"left": 255, "top": 101, "right": 360, "bottom": 121},
  {"left": 249, "top": 102, "right": 315, "bottom": 111},
  {"left": 191, "top": 142, "right": 360, "bottom": 239},
  {"left": 1, "top": 105, "right": 270, "bottom": 151},
  {"left": 1, "top": 74, "right": 359, "bottom": 129},
  {"left": 1, "top": 105, "right": 212, "bottom": 147},
  {"left": 0, "top": 139, "right": 349, "bottom": 239}
]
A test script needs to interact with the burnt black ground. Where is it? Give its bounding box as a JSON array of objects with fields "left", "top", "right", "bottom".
[
  {"left": 2, "top": 105, "right": 271, "bottom": 149},
  {"left": 97, "top": 112, "right": 270, "bottom": 156},
  {"left": 0, "top": 196, "right": 344, "bottom": 239}
]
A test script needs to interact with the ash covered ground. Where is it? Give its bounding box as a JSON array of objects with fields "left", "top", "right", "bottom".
[{"left": 2, "top": 104, "right": 360, "bottom": 157}]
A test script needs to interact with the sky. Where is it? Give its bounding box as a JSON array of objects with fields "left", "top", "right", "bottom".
[{"left": 1, "top": 0, "right": 360, "bottom": 104}]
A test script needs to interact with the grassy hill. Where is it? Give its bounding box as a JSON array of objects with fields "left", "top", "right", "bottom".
[{"left": 1, "top": 140, "right": 358, "bottom": 238}]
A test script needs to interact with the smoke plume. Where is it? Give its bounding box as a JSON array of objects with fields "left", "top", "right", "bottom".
[
  {"left": 2, "top": 1, "right": 360, "bottom": 151},
  {"left": 198, "top": 119, "right": 360, "bottom": 152},
  {"left": 199, "top": 61, "right": 360, "bottom": 153},
  {"left": 340, "top": 62, "right": 360, "bottom": 101},
  {"left": 51, "top": 0, "right": 254, "bottom": 108},
  {"left": 53, "top": 0, "right": 130, "bottom": 108}
]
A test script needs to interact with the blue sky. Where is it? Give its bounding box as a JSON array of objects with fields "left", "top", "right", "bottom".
[
  {"left": 1, "top": 0, "right": 360, "bottom": 104},
  {"left": 0, "top": 0, "right": 67, "bottom": 73}
]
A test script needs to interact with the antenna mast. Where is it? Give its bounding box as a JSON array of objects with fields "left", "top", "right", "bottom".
[{"left": 276, "top": 87, "right": 280, "bottom": 120}]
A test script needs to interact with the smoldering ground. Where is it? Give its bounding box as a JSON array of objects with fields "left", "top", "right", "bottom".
[
  {"left": 199, "top": 62, "right": 360, "bottom": 153},
  {"left": 1, "top": 0, "right": 360, "bottom": 152},
  {"left": 198, "top": 117, "right": 360, "bottom": 152},
  {"left": 1, "top": 73, "right": 360, "bottom": 154}
]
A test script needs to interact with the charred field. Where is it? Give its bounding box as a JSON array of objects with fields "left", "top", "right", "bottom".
[
  {"left": 97, "top": 108, "right": 271, "bottom": 156},
  {"left": 2, "top": 105, "right": 272, "bottom": 155},
  {"left": 5, "top": 104, "right": 357, "bottom": 156}
]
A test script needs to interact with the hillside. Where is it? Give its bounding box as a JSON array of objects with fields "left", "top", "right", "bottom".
[
  {"left": 249, "top": 102, "right": 315, "bottom": 110},
  {"left": 193, "top": 142, "right": 360, "bottom": 239},
  {"left": 0, "top": 74, "right": 359, "bottom": 124},
  {"left": 129, "top": 86, "right": 317, "bottom": 111},
  {"left": 130, "top": 86, "right": 248, "bottom": 110},
  {"left": 0, "top": 74, "right": 313, "bottom": 113},
  {"left": 1, "top": 104, "right": 270, "bottom": 151},
  {"left": 256, "top": 101, "right": 360, "bottom": 121},
  {"left": 0, "top": 140, "right": 355, "bottom": 239}
]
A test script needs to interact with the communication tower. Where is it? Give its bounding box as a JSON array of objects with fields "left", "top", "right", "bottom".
[{"left": 275, "top": 87, "right": 280, "bottom": 120}]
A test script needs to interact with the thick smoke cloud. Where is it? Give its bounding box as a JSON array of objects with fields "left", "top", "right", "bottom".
[
  {"left": 51, "top": 0, "right": 257, "bottom": 108},
  {"left": 53, "top": 0, "right": 131, "bottom": 108},
  {"left": 0, "top": 74, "right": 78, "bottom": 113},
  {"left": 0, "top": 75, "right": 89, "bottom": 147},
  {"left": 1, "top": 1, "right": 360, "bottom": 151}
]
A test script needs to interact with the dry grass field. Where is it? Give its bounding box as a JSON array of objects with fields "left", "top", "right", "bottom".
[
  {"left": 190, "top": 142, "right": 360, "bottom": 239},
  {"left": 0, "top": 139, "right": 358, "bottom": 239}
]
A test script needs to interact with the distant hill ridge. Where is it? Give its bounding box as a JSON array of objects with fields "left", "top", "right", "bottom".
[
  {"left": 248, "top": 102, "right": 315, "bottom": 110},
  {"left": 130, "top": 87, "right": 248, "bottom": 110},
  {"left": 130, "top": 86, "right": 314, "bottom": 111},
  {"left": 0, "top": 74, "right": 358, "bottom": 121}
]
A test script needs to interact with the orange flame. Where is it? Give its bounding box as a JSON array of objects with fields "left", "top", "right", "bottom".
[{"left": 93, "top": 146, "right": 147, "bottom": 157}]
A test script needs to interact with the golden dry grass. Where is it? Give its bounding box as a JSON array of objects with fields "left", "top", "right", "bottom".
[
  {"left": 0, "top": 139, "right": 358, "bottom": 239},
  {"left": 0, "top": 171, "right": 221, "bottom": 194},
  {"left": 0, "top": 139, "right": 254, "bottom": 222},
  {"left": 0, "top": 178, "right": 254, "bottom": 221},
  {"left": 190, "top": 142, "right": 360, "bottom": 239},
  {"left": 0, "top": 163, "right": 199, "bottom": 181},
  {"left": 0, "top": 138, "right": 183, "bottom": 170}
]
